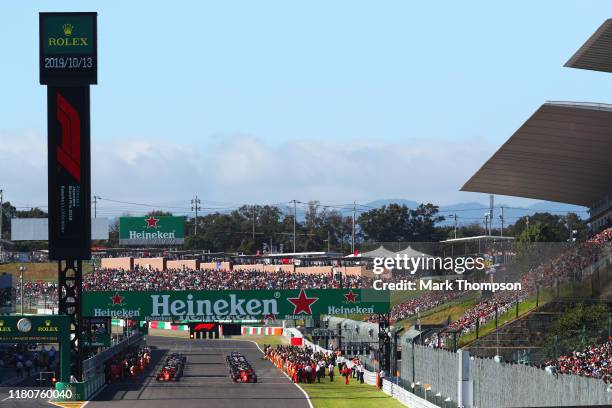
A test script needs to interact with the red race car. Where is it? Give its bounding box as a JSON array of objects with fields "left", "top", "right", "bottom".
[
  {"left": 226, "top": 352, "right": 257, "bottom": 383},
  {"left": 156, "top": 353, "right": 186, "bottom": 382}
]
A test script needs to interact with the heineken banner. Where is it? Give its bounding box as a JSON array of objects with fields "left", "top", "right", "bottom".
[
  {"left": 83, "top": 289, "right": 390, "bottom": 320},
  {"left": 119, "top": 216, "right": 185, "bottom": 246}
]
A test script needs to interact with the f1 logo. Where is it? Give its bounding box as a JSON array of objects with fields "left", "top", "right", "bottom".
[{"left": 56, "top": 92, "right": 81, "bottom": 182}]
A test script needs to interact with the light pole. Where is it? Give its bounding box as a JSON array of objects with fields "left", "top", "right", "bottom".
[
  {"left": 93, "top": 195, "right": 101, "bottom": 218},
  {"left": 19, "top": 265, "right": 25, "bottom": 314},
  {"left": 291, "top": 200, "right": 298, "bottom": 253},
  {"left": 191, "top": 195, "right": 201, "bottom": 236}
]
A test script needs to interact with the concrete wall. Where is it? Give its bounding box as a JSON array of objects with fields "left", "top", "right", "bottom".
[
  {"left": 134, "top": 257, "right": 165, "bottom": 271},
  {"left": 295, "top": 266, "right": 333, "bottom": 275},
  {"left": 100, "top": 257, "right": 133, "bottom": 270},
  {"left": 199, "top": 261, "right": 232, "bottom": 271},
  {"left": 166, "top": 259, "right": 199, "bottom": 270}
]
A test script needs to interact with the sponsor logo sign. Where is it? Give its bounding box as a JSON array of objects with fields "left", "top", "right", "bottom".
[
  {"left": 40, "top": 12, "right": 97, "bottom": 85},
  {"left": 47, "top": 86, "right": 91, "bottom": 260},
  {"left": 0, "top": 316, "right": 69, "bottom": 343},
  {"left": 83, "top": 289, "right": 390, "bottom": 320},
  {"left": 119, "top": 216, "right": 185, "bottom": 246}
]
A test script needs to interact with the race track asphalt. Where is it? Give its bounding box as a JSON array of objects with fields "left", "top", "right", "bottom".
[
  {"left": 1, "top": 336, "right": 311, "bottom": 408},
  {"left": 88, "top": 336, "right": 311, "bottom": 408}
]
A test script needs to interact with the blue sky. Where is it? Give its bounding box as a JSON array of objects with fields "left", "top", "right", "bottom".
[{"left": 1, "top": 1, "right": 609, "bottom": 216}]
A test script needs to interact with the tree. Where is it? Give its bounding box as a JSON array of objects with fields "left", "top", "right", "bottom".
[
  {"left": 357, "top": 203, "right": 445, "bottom": 242},
  {"left": 544, "top": 303, "right": 609, "bottom": 358},
  {"left": 516, "top": 222, "right": 556, "bottom": 243},
  {"left": 146, "top": 210, "right": 173, "bottom": 217},
  {"left": 507, "top": 212, "right": 588, "bottom": 242}
]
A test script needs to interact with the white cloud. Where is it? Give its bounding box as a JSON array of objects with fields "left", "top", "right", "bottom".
[{"left": 0, "top": 128, "right": 530, "bottom": 214}]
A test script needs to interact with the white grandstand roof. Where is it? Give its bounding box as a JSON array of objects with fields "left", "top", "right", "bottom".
[
  {"left": 461, "top": 102, "right": 612, "bottom": 207},
  {"left": 395, "top": 245, "right": 433, "bottom": 258},
  {"left": 358, "top": 245, "right": 396, "bottom": 258}
]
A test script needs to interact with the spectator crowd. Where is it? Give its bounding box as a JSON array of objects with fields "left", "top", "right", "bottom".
[{"left": 544, "top": 339, "right": 611, "bottom": 384}]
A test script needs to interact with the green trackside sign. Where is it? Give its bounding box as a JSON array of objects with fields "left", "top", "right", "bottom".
[
  {"left": 119, "top": 216, "right": 185, "bottom": 246},
  {"left": 0, "top": 315, "right": 70, "bottom": 382},
  {"left": 83, "top": 289, "right": 390, "bottom": 320}
]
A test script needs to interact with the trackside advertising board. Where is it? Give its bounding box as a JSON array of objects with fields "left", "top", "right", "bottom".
[
  {"left": 119, "top": 216, "right": 185, "bottom": 246},
  {"left": 83, "top": 289, "right": 390, "bottom": 320}
]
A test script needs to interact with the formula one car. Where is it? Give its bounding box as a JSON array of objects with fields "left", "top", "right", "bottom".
[
  {"left": 226, "top": 352, "right": 257, "bottom": 383},
  {"left": 156, "top": 353, "right": 186, "bottom": 382}
]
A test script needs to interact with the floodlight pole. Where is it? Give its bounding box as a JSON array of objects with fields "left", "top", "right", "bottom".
[
  {"left": 292, "top": 200, "right": 297, "bottom": 252},
  {"left": 352, "top": 201, "right": 356, "bottom": 254}
]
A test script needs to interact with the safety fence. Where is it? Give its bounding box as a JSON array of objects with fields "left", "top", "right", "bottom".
[{"left": 399, "top": 342, "right": 612, "bottom": 407}]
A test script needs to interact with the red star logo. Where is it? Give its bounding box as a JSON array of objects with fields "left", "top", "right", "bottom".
[
  {"left": 145, "top": 216, "right": 159, "bottom": 228},
  {"left": 287, "top": 289, "right": 318, "bottom": 315},
  {"left": 110, "top": 293, "right": 124, "bottom": 305},
  {"left": 344, "top": 290, "right": 358, "bottom": 303}
]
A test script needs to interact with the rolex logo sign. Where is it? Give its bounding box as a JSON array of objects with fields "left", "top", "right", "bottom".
[
  {"left": 44, "top": 17, "right": 92, "bottom": 50},
  {"left": 0, "top": 320, "right": 10, "bottom": 333},
  {"left": 38, "top": 319, "right": 58, "bottom": 333},
  {"left": 62, "top": 23, "right": 74, "bottom": 36}
]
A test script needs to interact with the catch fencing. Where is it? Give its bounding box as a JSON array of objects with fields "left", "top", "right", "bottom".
[{"left": 399, "top": 339, "right": 612, "bottom": 407}]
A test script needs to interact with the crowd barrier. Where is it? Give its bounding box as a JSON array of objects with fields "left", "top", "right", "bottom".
[
  {"left": 241, "top": 326, "right": 283, "bottom": 335},
  {"left": 382, "top": 380, "right": 439, "bottom": 408},
  {"left": 148, "top": 321, "right": 189, "bottom": 331}
]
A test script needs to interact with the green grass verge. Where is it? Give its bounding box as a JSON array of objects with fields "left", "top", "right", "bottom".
[
  {"left": 0, "top": 262, "right": 93, "bottom": 281},
  {"left": 300, "top": 367, "right": 404, "bottom": 408}
]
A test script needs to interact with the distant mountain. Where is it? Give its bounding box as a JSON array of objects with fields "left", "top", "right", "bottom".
[{"left": 202, "top": 199, "right": 587, "bottom": 227}]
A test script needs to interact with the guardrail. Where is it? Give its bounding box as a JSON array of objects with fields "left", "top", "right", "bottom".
[{"left": 82, "top": 332, "right": 144, "bottom": 378}]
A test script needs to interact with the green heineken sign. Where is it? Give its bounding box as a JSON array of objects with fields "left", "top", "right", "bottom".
[
  {"left": 119, "top": 216, "right": 185, "bottom": 246},
  {"left": 83, "top": 289, "right": 390, "bottom": 320}
]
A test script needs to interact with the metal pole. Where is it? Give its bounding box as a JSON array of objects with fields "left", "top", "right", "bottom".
[
  {"left": 454, "top": 214, "right": 457, "bottom": 239},
  {"left": 252, "top": 205, "right": 256, "bottom": 242},
  {"left": 191, "top": 195, "right": 201, "bottom": 236},
  {"left": 93, "top": 195, "right": 99, "bottom": 218},
  {"left": 500, "top": 206, "right": 504, "bottom": 237},
  {"left": 352, "top": 201, "right": 356, "bottom": 254},
  {"left": 20, "top": 266, "right": 24, "bottom": 314},
  {"left": 292, "top": 200, "right": 297, "bottom": 253},
  {"left": 0, "top": 189, "right": 3, "bottom": 242}
]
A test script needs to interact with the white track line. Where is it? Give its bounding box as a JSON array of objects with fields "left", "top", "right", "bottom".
[{"left": 250, "top": 341, "right": 314, "bottom": 408}]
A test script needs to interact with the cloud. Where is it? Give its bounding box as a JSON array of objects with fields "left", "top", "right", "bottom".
[{"left": 0, "top": 128, "right": 507, "bottom": 214}]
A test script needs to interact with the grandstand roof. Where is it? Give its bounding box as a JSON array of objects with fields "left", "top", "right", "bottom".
[
  {"left": 565, "top": 19, "right": 612, "bottom": 73},
  {"left": 358, "top": 245, "right": 396, "bottom": 258},
  {"left": 395, "top": 245, "right": 432, "bottom": 258},
  {"left": 461, "top": 102, "right": 612, "bottom": 207}
]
